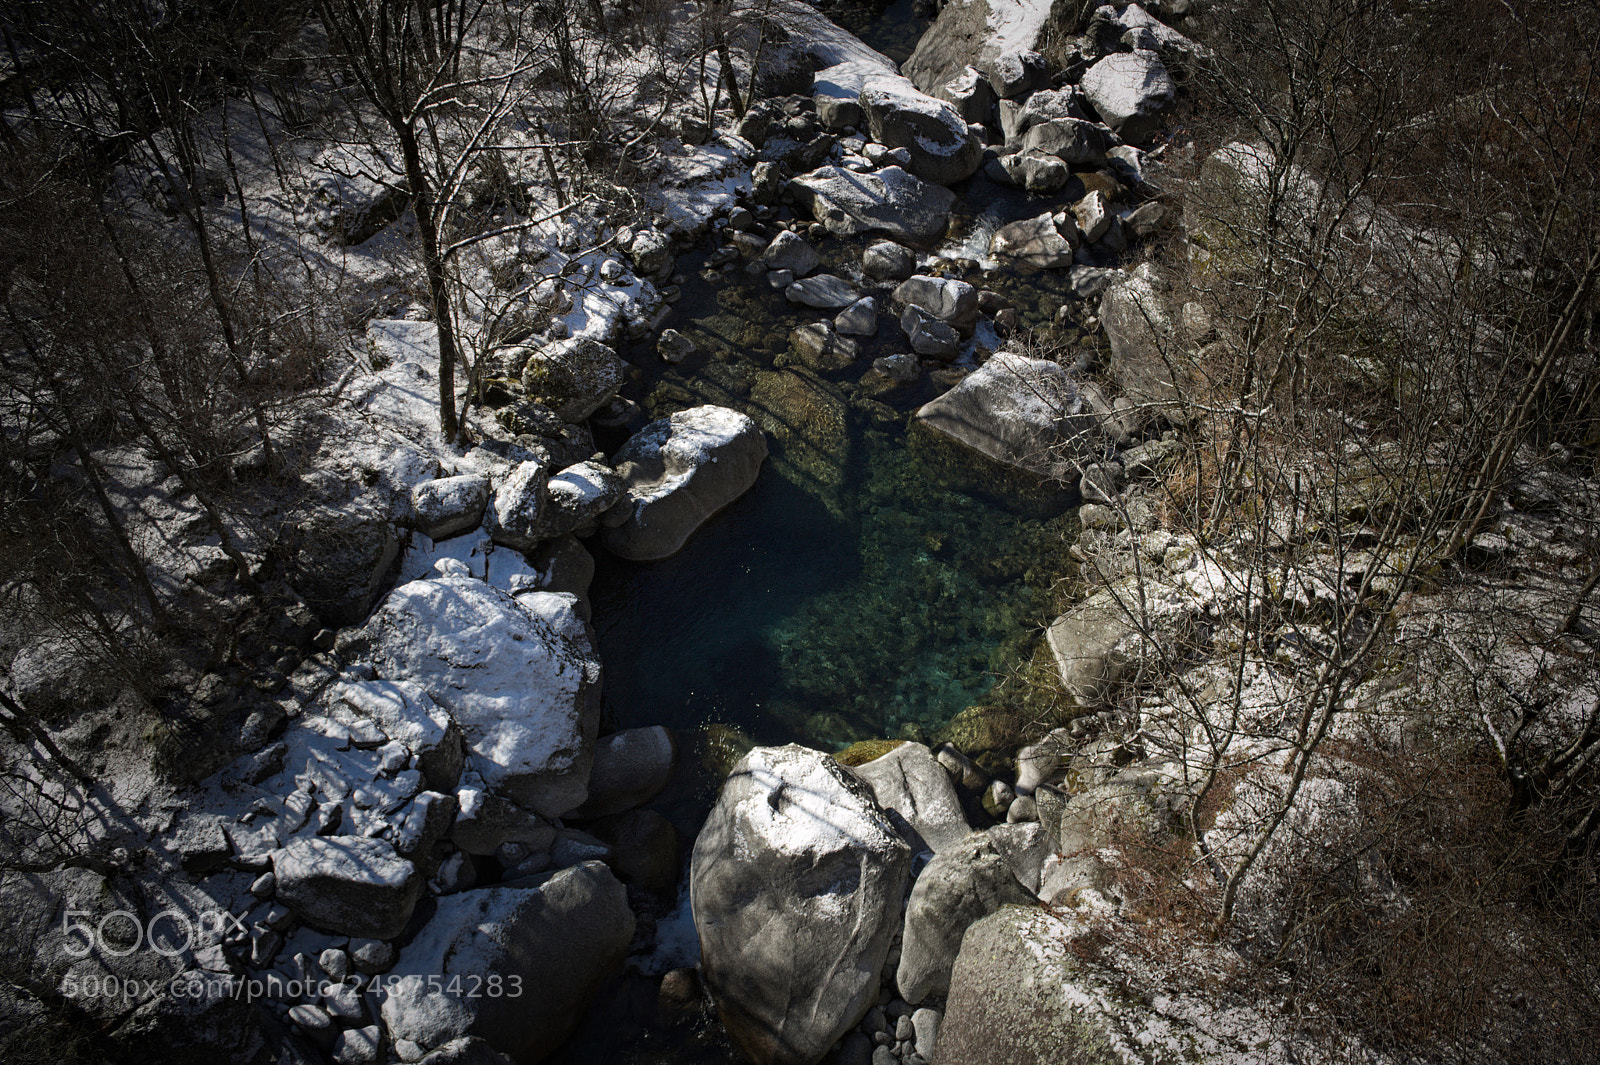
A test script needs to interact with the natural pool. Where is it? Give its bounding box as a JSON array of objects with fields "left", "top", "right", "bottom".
[{"left": 589, "top": 208, "right": 1084, "bottom": 770}]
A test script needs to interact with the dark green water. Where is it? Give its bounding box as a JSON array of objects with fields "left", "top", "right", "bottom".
[{"left": 589, "top": 229, "right": 1082, "bottom": 765}]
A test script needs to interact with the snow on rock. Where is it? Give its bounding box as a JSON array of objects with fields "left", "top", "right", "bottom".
[
  {"left": 403, "top": 474, "right": 490, "bottom": 542},
  {"left": 378, "top": 863, "right": 633, "bottom": 1062},
  {"left": 788, "top": 165, "right": 958, "bottom": 248},
  {"left": 690, "top": 745, "right": 912, "bottom": 1065},
  {"left": 485, "top": 459, "right": 550, "bottom": 551},
  {"left": 903, "top": 0, "right": 1057, "bottom": 100},
  {"left": 517, "top": 335, "right": 627, "bottom": 423},
  {"left": 274, "top": 835, "right": 422, "bottom": 940},
  {"left": 537, "top": 459, "right": 625, "bottom": 540},
  {"left": 859, "top": 75, "right": 983, "bottom": 186},
  {"left": 914, "top": 353, "right": 1105, "bottom": 482},
  {"left": 1080, "top": 50, "right": 1176, "bottom": 145},
  {"left": 333, "top": 679, "right": 464, "bottom": 792},
  {"left": 601, "top": 406, "right": 768, "bottom": 562},
  {"left": 343, "top": 575, "right": 601, "bottom": 818}
]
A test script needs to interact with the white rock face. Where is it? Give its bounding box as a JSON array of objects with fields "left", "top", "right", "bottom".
[
  {"left": 859, "top": 74, "right": 983, "bottom": 185},
  {"left": 851, "top": 741, "right": 971, "bottom": 855},
  {"left": 274, "top": 835, "right": 422, "bottom": 940},
  {"left": 350, "top": 576, "right": 602, "bottom": 818},
  {"left": 691, "top": 745, "right": 912, "bottom": 1065},
  {"left": 914, "top": 353, "right": 1103, "bottom": 481},
  {"left": 334, "top": 679, "right": 464, "bottom": 792},
  {"left": 789, "top": 165, "right": 957, "bottom": 248},
  {"left": 405, "top": 474, "right": 490, "bottom": 541},
  {"left": 601, "top": 406, "right": 768, "bottom": 561},
  {"left": 1081, "top": 50, "right": 1175, "bottom": 144},
  {"left": 990, "top": 212, "right": 1079, "bottom": 268}
]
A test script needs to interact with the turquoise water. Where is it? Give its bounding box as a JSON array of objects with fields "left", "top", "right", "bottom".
[{"left": 589, "top": 233, "right": 1081, "bottom": 763}]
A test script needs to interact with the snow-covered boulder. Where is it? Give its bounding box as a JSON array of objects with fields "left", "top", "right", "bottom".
[
  {"left": 789, "top": 166, "right": 957, "bottom": 248},
  {"left": 1081, "top": 50, "right": 1175, "bottom": 145},
  {"left": 518, "top": 336, "right": 627, "bottom": 423},
  {"left": 334, "top": 679, "right": 465, "bottom": 792},
  {"left": 913, "top": 353, "right": 1104, "bottom": 482},
  {"left": 601, "top": 406, "right": 768, "bottom": 561},
  {"left": 1003, "top": 88, "right": 1090, "bottom": 146},
  {"left": 538, "top": 460, "right": 625, "bottom": 540},
  {"left": 850, "top": 741, "right": 971, "bottom": 855},
  {"left": 449, "top": 787, "right": 555, "bottom": 856},
  {"left": 691, "top": 745, "right": 912, "bottom": 1065},
  {"left": 859, "top": 75, "right": 982, "bottom": 186},
  {"left": 379, "top": 863, "right": 633, "bottom": 1062},
  {"left": 990, "top": 212, "right": 1080, "bottom": 268},
  {"left": 893, "top": 274, "right": 980, "bottom": 333},
  {"left": 903, "top": 0, "right": 1059, "bottom": 101},
  {"left": 345, "top": 576, "right": 602, "bottom": 818},
  {"left": 274, "top": 835, "right": 422, "bottom": 940},
  {"left": 485, "top": 459, "right": 550, "bottom": 551},
  {"left": 404, "top": 474, "right": 490, "bottom": 542},
  {"left": 896, "top": 832, "right": 1036, "bottom": 1005},
  {"left": 567, "top": 725, "right": 677, "bottom": 820}
]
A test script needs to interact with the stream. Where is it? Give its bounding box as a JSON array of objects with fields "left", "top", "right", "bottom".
[{"left": 552, "top": 6, "right": 1102, "bottom": 1062}]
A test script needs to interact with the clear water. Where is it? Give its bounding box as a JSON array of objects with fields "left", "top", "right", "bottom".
[{"left": 590, "top": 228, "right": 1082, "bottom": 767}]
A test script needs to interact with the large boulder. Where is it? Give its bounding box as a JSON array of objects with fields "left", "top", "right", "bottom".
[
  {"left": 895, "top": 832, "right": 1036, "bottom": 1005},
  {"left": 274, "top": 835, "right": 422, "bottom": 940},
  {"left": 1098, "top": 265, "right": 1187, "bottom": 414},
  {"left": 518, "top": 336, "right": 627, "bottom": 423},
  {"left": 1045, "top": 572, "right": 1198, "bottom": 709},
  {"left": 903, "top": 0, "right": 1064, "bottom": 101},
  {"left": 601, "top": 406, "right": 768, "bottom": 561},
  {"left": 789, "top": 166, "right": 957, "bottom": 248},
  {"left": 1080, "top": 50, "right": 1175, "bottom": 145},
  {"left": 379, "top": 864, "right": 633, "bottom": 1062},
  {"left": 893, "top": 275, "right": 980, "bottom": 333},
  {"left": 484, "top": 459, "right": 550, "bottom": 551},
  {"left": 913, "top": 353, "right": 1104, "bottom": 482},
  {"left": 567, "top": 725, "right": 677, "bottom": 819},
  {"left": 859, "top": 75, "right": 982, "bottom": 186},
  {"left": 936, "top": 906, "right": 1123, "bottom": 1065},
  {"left": 405, "top": 474, "right": 491, "bottom": 541},
  {"left": 537, "top": 460, "right": 626, "bottom": 540},
  {"left": 345, "top": 576, "right": 602, "bottom": 818},
  {"left": 691, "top": 745, "right": 913, "bottom": 1065},
  {"left": 1021, "top": 117, "right": 1114, "bottom": 167},
  {"left": 850, "top": 741, "right": 970, "bottom": 855},
  {"left": 990, "top": 212, "right": 1080, "bottom": 268},
  {"left": 291, "top": 502, "right": 398, "bottom": 627}
]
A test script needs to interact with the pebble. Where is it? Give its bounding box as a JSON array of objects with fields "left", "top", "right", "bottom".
[
  {"left": 249, "top": 871, "right": 277, "bottom": 897},
  {"left": 319, "top": 947, "right": 351, "bottom": 983}
]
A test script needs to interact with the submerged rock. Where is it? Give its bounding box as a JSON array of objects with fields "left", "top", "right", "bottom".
[
  {"left": 789, "top": 166, "right": 956, "bottom": 248},
  {"left": 691, "top": 745, "right": 912, "bottom": 1065},
  {"left": 913, "top": 353, "right": 1103, "bottom": 483},
  {"left": 601, "top": 406, "right": 768, "bottom": 561},
  {"left": 790, "top": 321, "right": 862, "bottom": 371}
]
